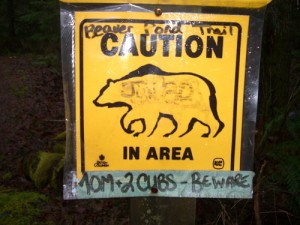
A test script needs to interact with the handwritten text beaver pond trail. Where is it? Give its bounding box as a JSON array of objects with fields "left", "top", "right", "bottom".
[{"left": 83, "top": 22, "right": 233, "bottom": 58}]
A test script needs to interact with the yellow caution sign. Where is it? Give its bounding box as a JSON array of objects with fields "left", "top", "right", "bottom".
[{"left": 75, "top": 11, "right": 249, "bottom": 174}]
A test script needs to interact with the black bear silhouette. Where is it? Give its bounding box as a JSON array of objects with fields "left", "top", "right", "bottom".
[{"left": 93, "top": 64, "right": 224, "bottom": 137}]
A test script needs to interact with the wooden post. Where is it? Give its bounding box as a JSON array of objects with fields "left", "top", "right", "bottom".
[
  {"left": 128, "top": 5, "right": 199, "bottom": 225},
  {"left": 130, "top": 197, "right": 196, "bottom": 225}
]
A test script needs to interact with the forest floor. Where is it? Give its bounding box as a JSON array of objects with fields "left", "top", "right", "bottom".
[{"left": 0, "top": 55, "right": 129, "bottom": 225}]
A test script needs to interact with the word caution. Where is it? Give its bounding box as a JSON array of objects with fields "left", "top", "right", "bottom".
[{"left": 83, "top": 22, "right": 233, "bottom": 58}]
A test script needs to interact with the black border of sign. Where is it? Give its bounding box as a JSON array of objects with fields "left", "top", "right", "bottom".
[{"left": 79, "top": 18, "right": 243, "bottom": 172}]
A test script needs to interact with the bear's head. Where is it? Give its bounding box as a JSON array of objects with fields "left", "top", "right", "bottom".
[{"left": 93, "top": 79, "right": 130, "bottom": 108}]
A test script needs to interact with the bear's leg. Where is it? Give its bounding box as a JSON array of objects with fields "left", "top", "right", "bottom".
[
  {"left": 120, "top": 109, "right": 146, "bottom": 136},
  {"left": 162, "top": 114, "right": 178, "bottom": 137},
  {"left": 213, "top": 120, "right": 225, "bottom": 137},
  {"left": 147, "top": 113, "right": 160, "bottom": 137},
  {"left": 128, "top": 119, "right": 146, "bottom": 137},
  {"left": 203, "top": 112, "right": 224, "bottom": 138},
  {"left": 148, "top": 113, "right": 178, "bottom": 137},
  {"left": 208, "top": 95, "right": 225, "bottom": 137},
  {"left": 179, "top": 117, "right": 211, "bottom": 137}
]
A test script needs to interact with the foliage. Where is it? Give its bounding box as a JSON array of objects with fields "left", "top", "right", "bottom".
[
  {"left": 255, "top": 0, "right": 300, "bottom": 223},
  {"left": 24, "top": 151, "right": 64, "bottom": 189},
  {"left": 263, "top": 115, "right": 300, "bottom": 214},
  {"left": 0, "top": 0, "right": 60, "bottom": 54},
  {"left": 0, "top": 189, "right": 48, "bottom": 225}
]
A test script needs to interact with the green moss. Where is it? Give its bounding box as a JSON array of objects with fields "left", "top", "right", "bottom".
[
  {"left": 24, "top": 151, "right": 64, "bottom": 189},
  {"left": 50, "top": 156, "right": 64, "bottom": 190},
  {"left": 53, "top": 131, "right": 66, "bottom": 141},
  {"left": 0, "top": 190, "right": 48, "bottom": 225},
  {"left": 53, "top": 143, "right": 65, "bottom": 153},
  {"left": 52, "top": 131, "right": 66, "bottom": 153}
]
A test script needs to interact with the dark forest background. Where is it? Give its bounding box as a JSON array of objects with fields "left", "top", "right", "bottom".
[{"left": 0, "top": 0, "right": 299, "bottom": 224}]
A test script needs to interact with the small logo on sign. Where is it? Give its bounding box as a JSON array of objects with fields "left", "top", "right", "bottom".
[
  {"left": 213, "top": 158, "right": 224, "bottom": 169},
  {"left": 94, "top": 154, "right": 109, "bottom": 167}
]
